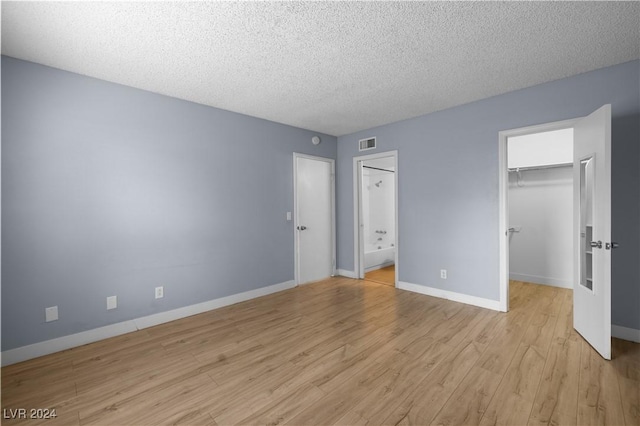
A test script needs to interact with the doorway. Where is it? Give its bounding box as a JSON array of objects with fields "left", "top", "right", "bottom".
[
  {"left": 498, "top": 105, "right": 613, "bottom": 360},
  {"left": 507, "top": 128, "right": 574, "bottom": 289},
  {"left": 293, "top": 153, "right": 335, "bottom": 285},
  {"left": 353, "top": 150, "right": 398, "bottom": 286},
  {"left": 498, "top": 119, "right": 577, "bottom": 311}
]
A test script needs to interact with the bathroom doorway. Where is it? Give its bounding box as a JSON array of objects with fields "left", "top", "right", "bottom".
[{"left": 353, "top": 151, "right": 398, "bottom": 287}]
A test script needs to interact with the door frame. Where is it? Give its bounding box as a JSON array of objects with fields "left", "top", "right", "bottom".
[
  {"left": 353, "top": 150, "right": 399, "bottom": 286},
  {"left": 498, "top": 118, "right": 578, "bottom": 312},
  {"left": 293, "top": 153, "right": 336, "bottom": 286}
]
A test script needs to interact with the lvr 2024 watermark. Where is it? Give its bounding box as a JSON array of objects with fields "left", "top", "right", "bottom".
[{"left": 3, "top": 408, "right": 57, "bottom": 420}]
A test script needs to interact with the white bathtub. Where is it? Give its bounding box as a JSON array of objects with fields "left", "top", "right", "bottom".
[{"left": 364, "top": 244, "right": 395, "bottom": 272}]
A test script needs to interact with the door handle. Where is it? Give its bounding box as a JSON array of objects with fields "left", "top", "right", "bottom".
[
  {"left": 297, "top": 226, "right": 307, "bottom": 231},
  {"left": 590, "top": 240, "right": 602, "bottom": 249},
  {"left": 605, "top": 242, "right": 619, "bottom": 250}
]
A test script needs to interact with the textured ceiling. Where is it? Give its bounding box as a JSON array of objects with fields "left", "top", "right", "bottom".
[{"left": 2, "top": 2, "right": 639, "bottom": 136}]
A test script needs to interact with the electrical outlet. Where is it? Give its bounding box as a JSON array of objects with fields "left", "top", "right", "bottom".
[
  {"left": 45, "top": 306, "right": 58, "bottom": 322},
  {"left": 155, "top": 286, "right": 164, "bottom": 299},
  {"left": 440, "top": 269, "right": 447, "bottom": 279},
  {"left": 107, "top": 296, "right": 117, "bottom": 310}
]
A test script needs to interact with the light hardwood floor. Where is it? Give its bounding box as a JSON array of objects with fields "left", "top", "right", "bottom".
[
  {"left": 364, "top": 265, "right": 395, "bottom": 286},
  {"left": 2, "top": 278, "right": 638, "bottom": 425}
]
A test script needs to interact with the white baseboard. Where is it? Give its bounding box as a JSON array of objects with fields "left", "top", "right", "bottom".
[
  {"left": 612, "top": 324, "right": 640, "bottom": 343},
  {"left": 1, "top": 280, "right": 296, "bottom": 366},
  {"left": 1, "top": 321, "right": 139, "bottom": 367},
  {"left": 509, "top": 273, "right": 572, "bottom": 289},
  {"left": 337, "top": 269, "right": 357, "bottom": 279},
  {"left": 398, "top": 281, "right": 501, "bottom": 311},
  {"left": 133, "top": 280, "right": 295, "bottom": 329}
]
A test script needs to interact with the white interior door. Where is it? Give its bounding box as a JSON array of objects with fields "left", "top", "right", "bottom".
[
  {"left": 294, "top": 154, "right": 335, "bottom": 285},
  {"left": 573, "top": 104, "right": 612, "bottom": 360}
]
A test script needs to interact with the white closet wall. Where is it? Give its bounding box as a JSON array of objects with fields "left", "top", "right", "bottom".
[{"left": 508, "top": 129, "right": 573, "bottom": 288}]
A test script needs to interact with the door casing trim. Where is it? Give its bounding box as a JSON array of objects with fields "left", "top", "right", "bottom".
[
  {"left": 498, "top": 118, "right": 578, "bottom": 312},
  {"left": 353, "top": 150, "right": 399, "bottom": 286}
]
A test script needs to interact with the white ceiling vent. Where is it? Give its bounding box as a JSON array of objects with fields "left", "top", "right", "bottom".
[{"left": 359, "top": 137, "right": 376, "bottom": 151}]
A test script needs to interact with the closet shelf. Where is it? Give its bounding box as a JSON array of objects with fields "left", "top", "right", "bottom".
[{"left": 507, "top": 162, "right": 572, "bottom": 172}]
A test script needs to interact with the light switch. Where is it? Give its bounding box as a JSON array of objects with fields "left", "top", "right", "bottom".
[
  {"left": 286, "top": 212, "right": 292, "bottom": 221},
  {"left": 107, "top": 296, "right": 117, "bottom": 310},
  {"left": 45, "top": 306, "right": 58, "bottom": 322}
]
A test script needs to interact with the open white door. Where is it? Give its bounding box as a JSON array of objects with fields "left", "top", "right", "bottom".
[
  {"left": 294, "top": 154, "right": 335, "bottom": 285},
  {"left": 573, "top": 104, "right": 613, "bottom": 360}
]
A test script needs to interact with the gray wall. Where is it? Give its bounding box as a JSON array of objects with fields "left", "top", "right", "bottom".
[
  {"left": 3, "top": 56, "right": 639, "bottom": 353},
  {"left": 337, "top": 60, "right": 640, "bottom": 331},
  {"left": 1, "top": 56, "right": 337, "bottom": 351}
]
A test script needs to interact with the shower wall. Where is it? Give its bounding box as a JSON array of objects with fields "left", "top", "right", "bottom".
[{"left": 363, "top": 168, "right": 395, "bottom": 270}]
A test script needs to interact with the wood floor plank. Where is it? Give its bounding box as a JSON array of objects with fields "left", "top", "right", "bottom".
[
  {"left": 199, "top": 344, "right": 289, "bottom": 387},
  {"left": 364, "top": 265, "right": 395, "bottom": 286},
  {"left": 460, "top": 308, "right": 502, "bottom": 350},
  {"left": 430, "top": 365, "right": 503, "bottom": 425},
  {"left": 196, "top": 362, "right": 302, "bottom": 421},
  {"left": 347, "top": 338, "right": 452, "bottom": 422},
  {"left": 521, "top": 310, "right": 559, "bottom": 355},
  {"left": 617, "top": 375, "right": 640, "bottom": 426},
  {"left": 76, "top": 354, "right": 204, "bottom": 420},
  {"left": 231, "top": 382, "right": 325, "bottom": 426},
  {"left": 72, "top": 341, "right": 169, "bottom": 394},
  {"left": 286, "top": 362, "right": 393, "bottom": 425},
  {"left": 424, "top": 304, "right": 485, "bottom": 348},
  {"left": 278, "top": 343, "right": 363, "bottom": 393},
  {"left": 313, "top": 338, "right": 390, "bottom": 392},
  {"left": 479, "top": 344, "right": 548, "bottom": 426},
  {"left": 528, "top": 337, "right": 582, "bottom": 425},
  {"left": 552, "top": 289, "right": 581, "bottom": 343},
  {"left": 1, "top": 362, "right": 77, "bottom": 410},
  {"left": 333, "top": 410, "right": 370, "bottom": 425},
  {"left": 577, "top": 341, "right": 626, "bottom": 426},
  {"left": 381, "top": 339, "right": 484, "bottom": 425},
  {"left": 287, "top": 321, "right": 363, "bottom": 366},
  {"left": 480, "top": 393, "right": 536, "bottom": 426},
  {"left": 612, "top": 338, "right": 640, "bottom": 426},
  {"left": 535, "top": 285, "right": 564, "bottom": 316},
  {"left": 159, "top": 318, "right": 240, "bottom": 356},
  {"left": 79, "top": 372, "right": 218, "bottom": 425},
  {"left": 2, "top": 278, "right": 638, "bottom": 426},
  {"left": 209, "top": 362, "right": 307, "bottom": 424},
  {"left": 475, "top": 314, "right": 531, "bottom": 377}
]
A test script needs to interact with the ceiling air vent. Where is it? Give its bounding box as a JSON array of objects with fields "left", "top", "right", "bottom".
[{"left": 359, "top": 137, "right": 376, "bottom": 151}]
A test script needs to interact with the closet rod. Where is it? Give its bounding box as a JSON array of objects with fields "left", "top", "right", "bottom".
[
  {"left": 508, "top": 162, "right": 572, "bottom": 172},
  {"left": 363, "top": 165, "right": 395, "bottom": 173}
]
